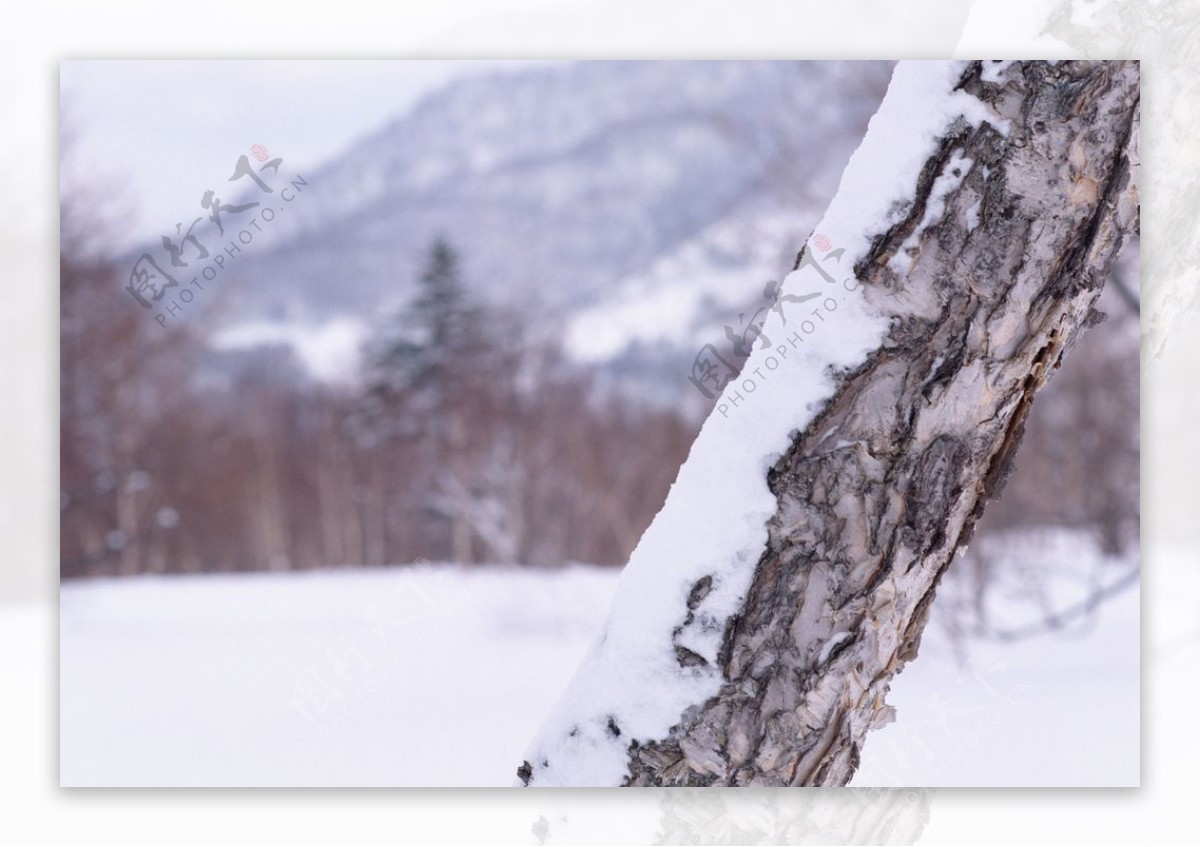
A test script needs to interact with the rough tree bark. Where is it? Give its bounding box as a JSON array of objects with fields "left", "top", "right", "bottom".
[{"left": 522, "top": 60, "right": 1139, "bottom": 787}]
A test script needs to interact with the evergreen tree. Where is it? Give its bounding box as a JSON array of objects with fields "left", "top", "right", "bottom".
[
  {"left": 355, "top": 237, "right": 482, "bottom": 443},
  {"left": 349, "top": 236, "right": 500, "bottom": 561}
]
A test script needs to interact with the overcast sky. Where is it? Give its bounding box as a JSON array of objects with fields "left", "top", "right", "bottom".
[{"left": 60, "top": 60, "right": 555, "bottom": 249}]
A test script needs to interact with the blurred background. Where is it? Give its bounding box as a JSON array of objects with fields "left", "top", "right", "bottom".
[
  {"left": 57, "top": 59, "right": 1140, "bottom": 786},
  {"left": 61, "top": 60, "right": 900, "bottom": 574}
]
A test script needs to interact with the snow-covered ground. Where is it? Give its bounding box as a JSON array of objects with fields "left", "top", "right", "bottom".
[{"left": 60, "top": 547, "right": 1138, "bottom": 787}]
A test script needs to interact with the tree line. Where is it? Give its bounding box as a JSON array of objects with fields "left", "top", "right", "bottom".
[
  {"left": 61, "top": 220, "right": 1137, "bottom": 579},
  {"left": 61, "top": 232, "right": 699, "bottom": 576}
]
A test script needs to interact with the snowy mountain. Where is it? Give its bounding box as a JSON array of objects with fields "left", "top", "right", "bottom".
[{"left": 208, "top": 61, "right": 891, "bottom": 383}]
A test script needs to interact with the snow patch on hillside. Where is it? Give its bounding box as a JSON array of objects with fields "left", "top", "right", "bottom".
[
  {"left": 212, "top": 317, "right": 367, "bottom": 383},
  {"left": 564, "top": 206, "right": 806, "bottom": 363}
]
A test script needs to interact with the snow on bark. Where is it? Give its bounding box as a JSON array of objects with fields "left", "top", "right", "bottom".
[{"left": 517, "top": 60, "right": 1139, "bottom": 787}]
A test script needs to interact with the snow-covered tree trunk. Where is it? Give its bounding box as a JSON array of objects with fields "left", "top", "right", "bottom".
[{"left": 518, "top": 60, "right": 1139, "bottom": 788}]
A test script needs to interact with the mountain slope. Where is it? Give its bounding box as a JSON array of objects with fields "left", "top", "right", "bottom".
[{"left": 211, "top": 61, "right": 891, "bottom": 381}]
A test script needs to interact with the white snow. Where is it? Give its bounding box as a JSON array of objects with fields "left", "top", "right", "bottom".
[
  {"left": 211, "top": 317, "right": 367, "bottom": 382},
  {"left": 980, "top": 60, "right": 1015, "bottom": 84},
  {"left": 518, "top": 59, "right": 1004, "bottom": 787},
  {"left": 60, "top": 565, "right": 618, "bottom": 787},
  {"left": 855, "top": 528, "right": 1141, "bottom": 787},
  {"left": 965, "top": 197, "right": 983, "bottom": 232},
  {"left": 57, "top": 541, "right": 1139, "bottom": 787},
  {"left": 812, "top": 61, "right": 995, "bottom": 266},
  {"left": 889, "top": 150, "right": 974, "bottom": 275},
  {"left": 818, "top": 631, "right": 854, "bottom": 665},
  {"left": 563, "top": 206, "right": 806, "bottom": 363}
]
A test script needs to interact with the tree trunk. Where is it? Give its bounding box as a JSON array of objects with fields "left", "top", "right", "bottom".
[{"left": 521, "top": 60, "right": 1139, "bottom": 787}]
